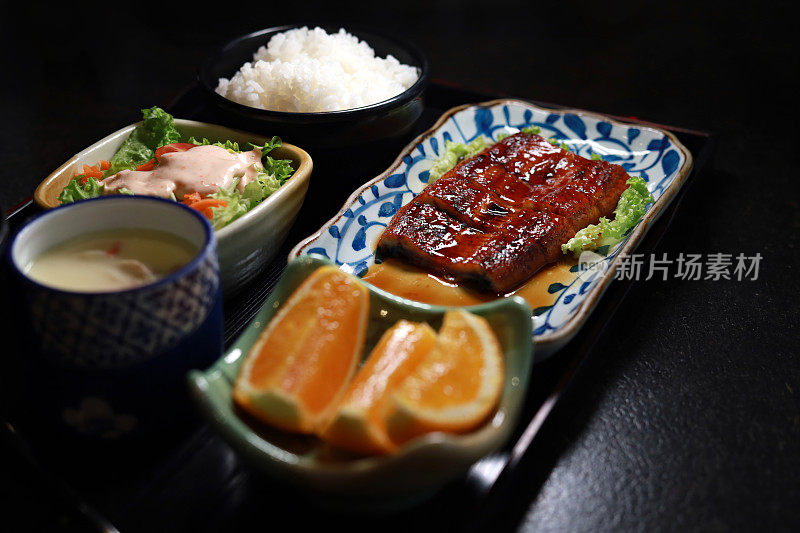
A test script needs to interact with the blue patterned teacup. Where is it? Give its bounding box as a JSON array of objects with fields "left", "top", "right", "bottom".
[{"left": 7, "top": 196, "right": 223, "bottom": 439}]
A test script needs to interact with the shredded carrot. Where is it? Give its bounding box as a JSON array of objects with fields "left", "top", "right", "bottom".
[
  {"left": 188, "top": 199, "right": 228, "bottom": 210},
  {"left": 82, "top": 164, "right": 103, "bottom": 179},
  {"left": 184, "top": 198, "right": 228, "bottom": 220},
  {"left": 182, "top": 192, "right": 202, "bottom": 205},
  {"left": 137, "top": 159, "right": 156, "bottom": 171},
  {"left": 99, "top": 160, "right": 111, "bottom": 171},
  {"left": 76, "top": 162, "right": 104, "bottom": 184}
]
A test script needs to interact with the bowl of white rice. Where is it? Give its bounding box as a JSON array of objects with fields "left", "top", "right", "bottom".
[{"left": 199, "top": 24, "right": 429, "bottom": 148}]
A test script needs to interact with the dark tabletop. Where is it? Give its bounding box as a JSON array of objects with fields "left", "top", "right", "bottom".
[{"left": 1, "top": 1, "right": 798, "bottom": 531}]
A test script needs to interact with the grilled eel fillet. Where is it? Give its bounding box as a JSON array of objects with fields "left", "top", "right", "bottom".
[{"left": 376, "top": 132, "right": 631, "bottom": 293}]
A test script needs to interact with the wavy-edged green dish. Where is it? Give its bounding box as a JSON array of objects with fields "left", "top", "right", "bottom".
[{"left": 188, "top": 254, "right": 533, "bottom": 507}]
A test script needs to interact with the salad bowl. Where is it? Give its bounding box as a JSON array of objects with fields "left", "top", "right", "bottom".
[
  {"left": 34, "top": 119, "right": 313, "bottom": 296},
  {"left": 290, "top": 99, "right": 694, "bottom": 359},
  {"left": 188, "top": 254, "right": 533, "bottom": 507}
]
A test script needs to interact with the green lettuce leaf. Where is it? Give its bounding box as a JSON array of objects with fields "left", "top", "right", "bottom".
[
  {"left": 186, "top": 137, "right": 241, "bottom": 153},
  {"left": 206, "top": 153, "right": 295, "bottom": 229},
  {"left": 107, "top": 106, "right": 181, "bottom": 175},
  {"left": 429, "top": 136, "right": 494, "bottom": 183},
  {"left": 206, "top": 180, "right": 250, "bottom": 229},
  {"left": 57, "top": 176, "right": 104, "bottom": 204},
  {"left": 261, "top": 156, "right": 293, "bottom": 184},
  {"left": 497, "top": 125, "right": 542, "bottom": 141},
  {"left": 187, "top": 135, "right": 282, "bottom": 156},
  {"left": 561, "top": 176, "right": 655, "bottom": 256},
  {"left": 252, "top": 136, "right": 282, "bottom": 155}
]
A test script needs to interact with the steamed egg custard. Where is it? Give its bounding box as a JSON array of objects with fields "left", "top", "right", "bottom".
[{"left": 25, "top": 229, "right": 198, "bottom": 292}]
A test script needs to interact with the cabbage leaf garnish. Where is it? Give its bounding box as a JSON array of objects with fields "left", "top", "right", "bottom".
[
  {"left": 561, "top": 176, "right": 655, "bottom": 256},
  {"left": 57, "top": 176, "right": 104, "bottom": 204}
]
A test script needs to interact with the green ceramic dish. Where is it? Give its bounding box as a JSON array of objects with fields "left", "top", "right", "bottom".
[{"left": 188, "top": 254, "right": 533, "bottom": 506}]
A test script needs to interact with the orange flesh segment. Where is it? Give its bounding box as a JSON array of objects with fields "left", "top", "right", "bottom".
[
  {"left": 404, "top": 321, "right": 484, "bottom": 409},
  {"left": 281, "top": 285, "right": 367, "bottom": 414},
  {"left": 234, "top": 266, "right": 368, "bottom": 432},
  {"left": 345, "top": 321, "right": 436, "bottom": 411},
  {"left": 322, "top": 320, "right": 437, "bottom": 454},
  {"left": 387, "top": 310, "right": 504, "bottom": 445}
]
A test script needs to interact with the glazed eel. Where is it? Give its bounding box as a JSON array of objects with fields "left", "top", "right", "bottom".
[{"left": 375, "top": 132, "right": 631, "bottom": 293}]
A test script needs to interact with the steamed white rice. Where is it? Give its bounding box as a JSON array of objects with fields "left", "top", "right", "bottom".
[{"left": 216, "top": 27, "right": 419, "bottom": 113}]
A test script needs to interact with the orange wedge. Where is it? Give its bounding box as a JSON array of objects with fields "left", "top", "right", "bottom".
[
  {"left": 233, "top": 266, "right": 369, "bottom": 433},
  {"left": 385, "top": 309, "right": 504, "bottom": 446},
  {"left": 321, "top": 320, "right": 437, "bottom": 454}
]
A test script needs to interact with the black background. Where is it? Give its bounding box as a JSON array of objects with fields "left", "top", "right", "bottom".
[{"left": 1, "top": 1, "right": 798, "bottom": 531}]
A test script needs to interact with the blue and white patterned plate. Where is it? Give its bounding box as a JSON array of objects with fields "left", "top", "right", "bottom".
[{"left": 290, "top": 99, "right": 693, "bottom": 359}]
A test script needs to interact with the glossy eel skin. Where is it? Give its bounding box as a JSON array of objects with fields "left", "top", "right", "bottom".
[{"left": 376, "top": 132, "right": 631, "bottom": 294}]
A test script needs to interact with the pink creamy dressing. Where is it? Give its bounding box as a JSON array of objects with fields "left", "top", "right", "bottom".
[{"left": 102, "top": 145, "right": 263, "bottom": 199}]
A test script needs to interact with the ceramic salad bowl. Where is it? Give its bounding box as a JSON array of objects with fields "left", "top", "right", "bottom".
[
  {"left": 34, "top": 119, "right": 313, "bottom": 296},
  {"left": 290, "top": 99, "right": 694, "bottom": 359},
  {"left": 188, "top": 254, "right": 533, "bottom": 506}
]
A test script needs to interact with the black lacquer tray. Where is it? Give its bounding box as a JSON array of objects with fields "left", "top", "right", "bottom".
[{"left": 0, "top": 82, "right": 714, "bottom": 532}]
